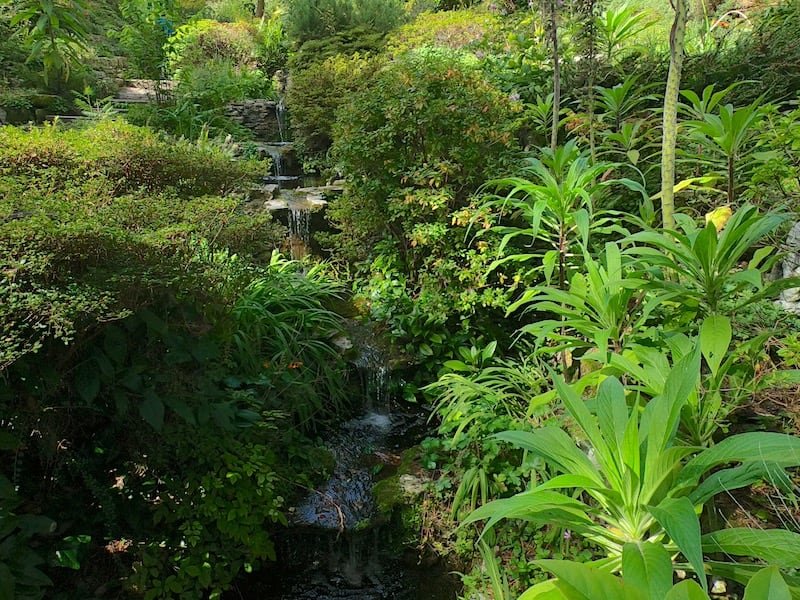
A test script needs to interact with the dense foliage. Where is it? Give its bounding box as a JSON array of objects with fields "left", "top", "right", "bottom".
[
  {"left": 0, "top": 121, "right": 349, "bottom": 597},
  {"left": 2, "top": 0, "right": 800, "bottom": 598}
]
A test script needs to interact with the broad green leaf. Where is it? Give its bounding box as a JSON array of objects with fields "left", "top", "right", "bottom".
[
  {"left": 702, "top": 528, "right": 800, "bottom": 568},
  {"left": 705, "top": 560, "right": 800, "bottom": 596},
  {"left": 495, "top": 429, "right": 602, "bottom": 484},
  {"left": 535, "top": 560, "right": 641, "bottom": 600},
  {"left": 462, "top": 490, "right": 594, "bottom": 535},
  {"left": 663, "top": 580, "right": 709, "bottom": 600},
  {"left": 699, "top": 315, "right": 730, "bottom": 375},
  {"left": 622, "top": 542, "right": 673, "bottom": 600},
  {"left": 742, "top": 566, "right": 791, "bottom": 600},
  {"left": 688, "top": 461, "right": 792, "bottom": 505},
  {"left": 139, "top": 390, "right": 165, "bottom": 431},
  {"left": 650, "top": 497, "right": 706, "bottom": 591},
  {"left": 75, "top": 361, "right": 100, "bottom": 403},
  {"left": 552, "top": 373, "right": 613, "bottom": 475},
  {"left": 518, "top": 580, "right": 567, "bottom": 599},
  {"left": 680, "top": 432, "right": 800, "bottom": 486}
]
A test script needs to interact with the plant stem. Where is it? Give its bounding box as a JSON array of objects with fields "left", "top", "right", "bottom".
[
  {"left": 550, "top": 0, "right": 561, "bottom": 153},
  {"left": 660, "top": 0, "right": 689, "bottom": 230}
]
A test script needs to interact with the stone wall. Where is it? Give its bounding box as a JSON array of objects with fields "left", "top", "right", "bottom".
[{"left": 226, "top": 99, "right": 283, "bottom": 141}]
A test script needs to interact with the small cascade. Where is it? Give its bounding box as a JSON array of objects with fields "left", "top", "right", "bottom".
[
  {"left": 231, "top": 334, "right": 460, "bottom": 599},
  {"left": 276, "top": 97, "right": 288, "bottom": 143},
  {"left": 287, "top": 205, "right": 311, "bottom": 259},
  {"left": 292, "top": 342, "right": 394, "bottom": 530},
  {"left": 355, "top": 344, "right": 390, "bottom": 412},
  {"left": 263, "top": 142, "right": 301, "bottom": 189}
]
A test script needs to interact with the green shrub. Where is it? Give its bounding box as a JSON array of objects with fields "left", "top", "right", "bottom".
[
  {"left": 0, "top": 120, "right": 264, "bottom": 196},
  {"left": 329, "top": 48, "right": 520, "bottom": 262},
  {"left": 386, "top": 6, "right": 507, "bottom": 55},
  {"left": 166, "top": 19, "right": 261, "bottom": 74},
  {"left": 0, "top": 122, "right": 349, "bottom": 597},
  {"left": 175, "top": 58, "right": 273, "bottom": 106},
  {"left": 326, "top": 48, "right": 520, "bottom": 364},
  {"left": 288, "top": 26, "right": 387, "bottom": 71},
  {"left": 283, "top": 0, "right": 404, "bottom": 43},
  {"left": 129, "top": 426, "right": 287, "bottom": 599},
  {"left": 287, "top": 52, "right": 379, "bottom": 168}
]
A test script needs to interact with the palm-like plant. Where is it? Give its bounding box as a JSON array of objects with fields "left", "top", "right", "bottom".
[
  {"left": 683, "top": 101, "right": 768, "bottom": 203},
  {"left": 480, "top": 142, "right": 632, "bottom": 289},
  {"left": 510, "top": 242, "right": 666, "bottom": 359},
  {"left": 677, "top": 83, "right": 745, "bottom": 121},
  {"left": 11, "top": 0, "right": 89, "bottom": 85},
  {"left": 596, "top": 4, "right": 656, "bottom": 66},
  {"left": 594, "top": 76, "right": 659, "bottom": 133},
  {"left": 464, "top": 353, "right": 800, "bottom": 592},
  {"left": 625, "top": 204, "right": 794, "bottom": 317}
]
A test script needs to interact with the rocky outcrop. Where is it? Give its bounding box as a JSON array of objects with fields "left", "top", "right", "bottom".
[{"left": 225, "top": 99, "right": 283, "bottom": 141}]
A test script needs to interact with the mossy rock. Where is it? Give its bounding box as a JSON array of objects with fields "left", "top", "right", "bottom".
[
  {"left": 373, "top": 446, "right": 426, "bottom": 516},
  {"left": 374, "top": 476, "right": 404, "bottom": 515},
  {"left": 30, "top": 94, "right": 62, "bottom": 109},
  {"left": 3, "top": 107, "right": 34, "bottom": 124}
]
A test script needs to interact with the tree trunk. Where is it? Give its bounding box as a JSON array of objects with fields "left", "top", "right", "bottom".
[
  {"left": 660, "top": 0, "right": 689, "bottom": 230},
  {"left": 549, "top": 0, "right": 561, "bottom": 153},
  {"left": 255, "top": 0, "right": 265, "bottom": 18}
]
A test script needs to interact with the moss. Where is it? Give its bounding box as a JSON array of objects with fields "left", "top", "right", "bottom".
[
  {"left": 374, "top": 477, "right": 404, "bottom": 515},
  {"left": 372, "top": 446, "right": 423, "bottom": 516}
]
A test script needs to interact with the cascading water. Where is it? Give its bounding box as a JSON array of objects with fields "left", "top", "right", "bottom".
[
  {"left": 355, "top": 345, "right": 390, "bottom": 412},
  {"left": 276, "top": 97, "right": 288, "bottom": 143},
  {"left": 288, "top": 205, "right": 311, "bottom": 260},
  {"left": 231, "top": 341, "right": 458, "bottom": 599}
]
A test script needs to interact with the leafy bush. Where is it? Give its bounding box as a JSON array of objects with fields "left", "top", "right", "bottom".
[
  {"left": 0, "top": 122, "right": 349, "bottom": 597},
  {"left": 166, "top": 19, "right": 260, "bottom": 74},
  {"left": 286, "top": 52, "right": 379, "bottom": 168},
  {"left": 288, "top": 26, "right": 387, "bottom": 71},
  {"left": 386, "top": 6, "right": 507, "bottom": 55},
  {"left": 0, "top": 120, "right": 263, "bottom": 196},
  {"left": 329, "top": 48, "right": 519, "bottom": 262},
  {"left": 283, "top": 0, "right": 404, "bottom": 43},
  {"left": 327, "top": 48, "right": 520, "bottom": 363}
]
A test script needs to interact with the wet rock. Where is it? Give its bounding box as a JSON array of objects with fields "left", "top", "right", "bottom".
[
  {"left": 398, "top": 473, "right": 427, "bottom": 497},
  {"left": 778, "top": 221, "right": 800, "bottom": 313}
]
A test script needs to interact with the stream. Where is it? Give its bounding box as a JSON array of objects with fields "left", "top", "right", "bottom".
[
  {"left": 231, "top": 349, "right": 460, "bottom": 600},
  {"left": 234, "top": 105, "right": 460, "bottom": 599}
]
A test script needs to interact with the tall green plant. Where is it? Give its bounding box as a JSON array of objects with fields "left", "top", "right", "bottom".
[
  {"left": 481, "top": 142, "right": 632, "bottom": 289},
  {"left": 684, "top": 101, "right": 767, "bottom": 203},
  {"left": 625, "top": 204, "right": 794, "bottom": 317},
  {"left": 597, "top": 4, "right": 656, "bottom": 66},
  {"left": 660, "top": 0, "right": 688, "bottom": 229},
  {"left": 464, "top": 352, "right": 800, "bottom": 591},
  {"left": 509, "top": 243, "right": 665, "bottom": 359},
  {"left": 10, "top": 0, "right": 88, "bottom": 85}
]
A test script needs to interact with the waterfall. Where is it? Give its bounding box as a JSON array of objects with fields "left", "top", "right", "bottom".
[
  {"left": 272, "top": 148, "right": 284, "bottom": 176},
  {"left": 288, "top": 206, "right": 310, "bottom": 260},
  {"left": 354, "top": 344, "right": 390, "bottom": 413},
  {"left": 276, "top": 97, "right": 288, "bottom": 143}
]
